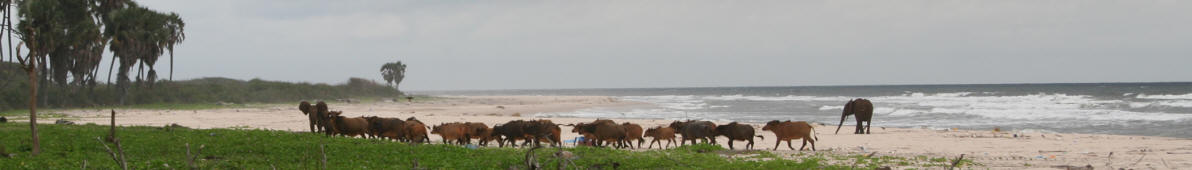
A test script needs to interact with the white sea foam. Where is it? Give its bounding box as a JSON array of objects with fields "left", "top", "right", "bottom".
[
  {"left": 1132, "top": 100, "right": 1192, "bottom": 108},
  {"left": 818, "top": 105, "right": 844, "bottom": 111},
  {"left": 619, "top": 95, "right": 707, "bottom": 110},
  {"left": 540, "top": 92, "right": 1192, "bottom": 129},
  {"left": 1137, "top": 93, "right": 1192, "bottom": 100},
  {"left": 701, "top": 95, "right": 850, "bottom": 102}
]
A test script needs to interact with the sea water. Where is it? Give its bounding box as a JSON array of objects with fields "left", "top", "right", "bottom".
[{"left": 421, "top": 82, "right": 1192, "bottom": 138}]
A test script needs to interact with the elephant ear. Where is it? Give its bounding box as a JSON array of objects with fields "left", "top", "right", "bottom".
[
  {"left": 298, "top": 101, "right": 312, "bottom": 115},
  {"left": 842, "top": 100, "right": 856, "bottom": 116},
  {"left": 316, "top": 101, "right": 329, "bottom": 113}
]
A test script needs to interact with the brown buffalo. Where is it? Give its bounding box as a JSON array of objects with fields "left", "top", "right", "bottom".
[
  {"left": 493, "top": 120, "right": 530, "bottom": 147},
  {"left": 622, "top": 123, "right": 645, "bottom": 148},
  {"left": 573, "top": 119, "right": 628, "bottom": 148},
  {"left": 326, "top": 111, "right": 370, "bottom": 138},
  {"left": 367, "top": 117, "right": 407, "bottom": 141},
  {"left": 404, "top": 117, "right": 430, "bottom": 143},
  {"left": 432, "top": 123, "right": 471, "bottom": 145},
  {"left": 716, "top": 122, "right": 765, "bottom": 150},
  {"left": 464, "top": 122, "right": 497, "bottom": 146},
  {"left": 528, "top": 120, "right": 561, "bottom": 147},
  {"left": 644, "top": 127, "right": 677, "bottom": 149},
  {"left": 669, "top": 120, "right": 718, "bottom": 146},
  {"left": 762, "top": 120, "right": 818, "bottom": 151}
]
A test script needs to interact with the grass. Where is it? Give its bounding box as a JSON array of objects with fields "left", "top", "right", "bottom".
[
  {"left": 0, "top": 123, "right": 856, "bottom": 169},
  {"left": 812, "top": 152, "right": 979, "bottom": 169}
]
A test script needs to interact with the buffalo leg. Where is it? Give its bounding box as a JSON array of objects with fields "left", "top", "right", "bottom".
[
  {"left": 747, "top": 139, "right": 754, "bottom": 150},
  {"left": 773, "top": 139, "right": 782, "bottom": 151},
  {"left": 800, "top": 139, "right": 807, "bottom": 151},
  {"left": 728, "top": 140, "right": 735, "bottom": 150},
  {"left": 638, "top": 139, "right": 645, "bottom": 149},
  {"left": 810, "top": 139, "right": 816, "bottom": 151},
  {"left": 788, "top": 140, "right": 795, "bottom": 150}
]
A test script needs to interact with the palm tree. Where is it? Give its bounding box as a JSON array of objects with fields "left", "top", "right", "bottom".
[
  {"left": 380, "top": 61, "right": 407, "bottom": 90},
  {"left": 14, "top": 0, "right": 74, "bottom": 155},
  {"left": 104, "top": 3, "right": 184, "bottom": 91}
]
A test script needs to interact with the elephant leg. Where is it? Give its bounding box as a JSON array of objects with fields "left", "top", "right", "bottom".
[
  {"left": 855, "top": 120, "right": 864, "bottom": 134},
  {"left": 866, "top": 121, "right": 872, "bottom": 134}
]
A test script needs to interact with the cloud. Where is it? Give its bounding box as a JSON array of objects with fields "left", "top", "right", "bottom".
[{"left": 131, "top": 0, "right": 1192, "bottom": 90}]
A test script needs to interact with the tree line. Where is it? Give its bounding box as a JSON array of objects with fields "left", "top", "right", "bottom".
[{"left": 0, "top": 0, "right": 185, "bottom": 156}]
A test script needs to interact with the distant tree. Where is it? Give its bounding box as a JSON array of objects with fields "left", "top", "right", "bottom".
[
  {"left": 104, "top": 2, "right": 184, "bottom": 94},
  {"left": 379, "top": 61, "right": 406, "bottom": 90}
]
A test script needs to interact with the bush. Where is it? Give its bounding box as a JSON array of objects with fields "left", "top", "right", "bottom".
[{"left": 0, "top": 62, "right": 402, "bottom": 112}]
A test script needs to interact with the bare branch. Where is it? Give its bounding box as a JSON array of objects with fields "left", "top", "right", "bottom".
[
  {"left": 95, "top": 137, "right": 127, "bottom": 170},
  {"left": 948, "top": 154, "right": 965, "bottom": 170}
]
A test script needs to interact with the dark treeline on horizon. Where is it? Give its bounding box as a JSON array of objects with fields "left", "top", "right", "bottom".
[{"left": 0, "top": 62, "right": 403, "bottom": 112}]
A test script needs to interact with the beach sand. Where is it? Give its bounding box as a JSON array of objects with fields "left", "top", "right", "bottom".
[{"left": 50, "top": 95, "right": 1192, "bottom": 169}]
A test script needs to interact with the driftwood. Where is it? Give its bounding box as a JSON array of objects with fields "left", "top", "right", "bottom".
[
  {"left": 948, "top": 154, "right": 965, "bottom": 170},
  {"left": 186, "top": 143, "right": 193, "bottom": 169},
  {"left": 524, "top": 146, "right": 542, "bottom": 170},
  {"left": 186, "top": 143, "right": 204, "bottom": 170},
  {"left": 554, "top": 147, "right": 577, "bottom": 170},
  {"left": 96, "top": 137, "right": 127, "bottom": 170},
  {"left": 412, "top": 158, "right": 421, "bottom": 170},
  {"left": 320, "top": 144, "right": 328, "bottom": 170},
  {"left": 107, "top": 110, "right": 117, "bottom": 142},
  {"left": 1131, "top": 153, "right": 1146, "bottom": 166}
]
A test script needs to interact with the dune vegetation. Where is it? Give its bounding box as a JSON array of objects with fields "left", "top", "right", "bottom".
[{"left": 0, "top": 62, "right": 403, "bottom": 113}]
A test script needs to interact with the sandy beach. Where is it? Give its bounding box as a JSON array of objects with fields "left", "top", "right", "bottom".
[{"left": 50, "top": 95, "right": 1192, "bottom": 169}]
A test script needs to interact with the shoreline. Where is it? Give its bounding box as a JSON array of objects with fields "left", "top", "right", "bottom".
[{"left": 27, "top": 95, "right": 1192, "bottom": 169}]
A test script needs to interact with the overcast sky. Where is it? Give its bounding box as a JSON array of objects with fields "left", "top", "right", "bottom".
[{"left": 120, "top": 0, "right": 1192, "bottom": 91}]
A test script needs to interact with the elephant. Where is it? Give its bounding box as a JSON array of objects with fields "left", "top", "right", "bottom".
[
  {"left": 298, "top": 101, "right": 326, "bottom": 133},
  {"left": 835, "top": 98, "right": 874, "bottom": 134}
]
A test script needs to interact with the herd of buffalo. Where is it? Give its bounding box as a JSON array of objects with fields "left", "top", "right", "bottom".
[{"left": 298, "top": 98, "right": 875, "bottom": 151}]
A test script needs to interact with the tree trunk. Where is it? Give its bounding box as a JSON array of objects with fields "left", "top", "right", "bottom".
[
  {"left": 27, "top": 65, "right": 41, "bottom": 155},
  {"left": 169, "top": 50, "right": 173, "bottom": 81}
]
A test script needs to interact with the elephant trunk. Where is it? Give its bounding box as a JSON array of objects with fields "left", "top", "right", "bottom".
[{"left": 835, "top": 115, "right": 846, "bottom": 134}]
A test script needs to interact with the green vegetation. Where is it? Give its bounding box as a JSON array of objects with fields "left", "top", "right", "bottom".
[
  {"left": 793, "top": 151, "right": 979, "bottom": 169},
  {"left": 0, "top": 62, "right": 403, "bottom": 113},
  {"left": 0, "top": 123, "right": 853, "bottom": 169}
]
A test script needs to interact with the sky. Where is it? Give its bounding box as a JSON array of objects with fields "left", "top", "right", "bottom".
[{"left": 104, "top": 0, "right": 1192, "bottom": 91}]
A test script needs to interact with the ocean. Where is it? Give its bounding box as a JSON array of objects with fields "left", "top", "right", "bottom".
[{"left": 419, "top": 82, "right": 1192, "bottom": 138}]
